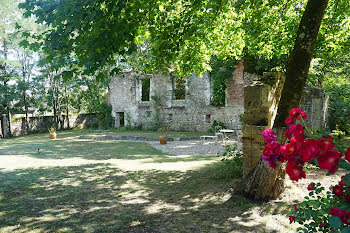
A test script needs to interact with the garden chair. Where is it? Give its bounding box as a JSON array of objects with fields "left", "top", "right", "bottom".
[{"left": 214, "top": 125, "right": 224, "bottom": 141}]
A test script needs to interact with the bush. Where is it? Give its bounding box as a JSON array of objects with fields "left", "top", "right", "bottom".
[
  {"left": 216, "top": 144, "right": 243, "bottom": 179},
  {"left": 96, "top": 103, "right": 114, "bottom": 129}
]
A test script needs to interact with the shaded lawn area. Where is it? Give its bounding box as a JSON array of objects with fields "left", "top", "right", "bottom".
[{"left": 0, "top": 131, "right": 294, "bottom": 233}]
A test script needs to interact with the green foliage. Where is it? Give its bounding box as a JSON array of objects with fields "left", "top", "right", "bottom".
[
  {"left": 209, "top": 120, "right": 225, "bottom": 133},
  {"left": 216, "top": 144, "right": 243, "bottom": 179},
  {"left": 289, "top": 182, "right": 342, "bottom": 233},
  {"left": 96, "top": 103, "right": 114, "bottom": 130},
  {"left": 209, "top": 57, "right": 237, "bottom": 106},
  {"left": 20, "top": 0, "right": 350, "bottom": 78}
]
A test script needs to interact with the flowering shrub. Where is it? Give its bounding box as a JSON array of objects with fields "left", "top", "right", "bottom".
[{"left": 262, "top": 108, "right": 350, "bottom": 232}]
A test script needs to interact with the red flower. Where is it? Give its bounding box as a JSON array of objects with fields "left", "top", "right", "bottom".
[
  {"left": 285, "top": 117, "right": 294, "bottom": 125},
  {"left": 333, "top": 185, "right": 344, "bottom": 199},
  {"left": 290, "top": 108, "right": 303, "bottom": 119},
  {"left": 317, "top": 150, "right": 342, "bottom": 174},
  {"left": 293, "top": 124, "right": 306, "bottom": 143},
  {"left": 299, "top": 139, "right": 321, "bottom": 162},
  {"left": 293, "top": 204, "right": 299, "bottom": 211},
  {"left": 289, "top": 108, "right": 307, "bottom": 120},
  {"left": 319, "top": 136, "right": 335, "bottom": 152},
  {"left": 284, "top": 124, "right": 296, "bottom": 139},
  {"left": 280, "top": 142, "right": 299, "bottom": 161},
  {"left": 345, "top": 194, "right": 350, "bottom": 203},
  {"left": 289, "top": 215, "right": 296, "bottom": 223},
  {"left": 300, "top": 112, "right": 307, "bottom": 120},
  {"left": 345, "top": 148, "right": 350, "bottom": 163},
  {"left": 286, "top": 161, "right": 306, "bottom": 181},
  {"left": 319, "top": 222, "right": 325, "bottom": 227},
  {"left": 307, "top": 183, "right": 316, "bottom": 190},
  {"left": 330, "top": 208, "right": 342, "bottom": 217},
  {"left": 339, "top": 210, "right": 350, "bottom": 225}
]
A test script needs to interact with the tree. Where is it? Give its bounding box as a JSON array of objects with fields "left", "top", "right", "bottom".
[{"left": 19, "top": 0, "right": 349, "bottom": 199}]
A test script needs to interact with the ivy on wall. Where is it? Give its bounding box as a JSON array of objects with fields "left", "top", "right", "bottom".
[{"left": 210, "top": 57, "right": 237, "bottom": 107}]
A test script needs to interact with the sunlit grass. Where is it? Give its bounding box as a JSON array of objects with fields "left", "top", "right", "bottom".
[{"left": 0, "top": 130, "right": 297, "bottom": 232}]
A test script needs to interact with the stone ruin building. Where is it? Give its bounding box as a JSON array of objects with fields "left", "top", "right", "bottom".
[{"left": 108, "top": 61, "right": 328, "bottom": 132}]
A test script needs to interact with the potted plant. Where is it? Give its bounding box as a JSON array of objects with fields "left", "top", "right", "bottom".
[
  {"left": 49, "top": 127, "right": 57, "bottom": 139},
  {"left": 159, "top": 124, "right": 168, "bottom": 144}
]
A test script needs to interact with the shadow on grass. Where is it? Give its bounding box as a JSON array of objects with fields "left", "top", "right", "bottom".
[{"left": 0, "top": 162, "right": 276, "bottom": 233}]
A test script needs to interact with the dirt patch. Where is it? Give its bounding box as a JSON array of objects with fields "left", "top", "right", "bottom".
[{"left": 148, "top": 139, "right": 242, "bottom": 156}]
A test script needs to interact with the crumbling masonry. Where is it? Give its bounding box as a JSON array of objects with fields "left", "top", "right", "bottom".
[{"left": 108, "top": 62, "right": 328, "bottom": 133}]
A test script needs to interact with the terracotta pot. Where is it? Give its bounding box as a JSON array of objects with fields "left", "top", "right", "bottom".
[
  {"left": 159, "top": 136, "right": 168, "bottom": 144},
  {"left": 50, "top": 132, "right": 57, "bottom": 139}
]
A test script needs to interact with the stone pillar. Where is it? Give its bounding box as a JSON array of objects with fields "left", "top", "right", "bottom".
[{"left": 242, "top": 72, "right": 285, "bottom": 176}]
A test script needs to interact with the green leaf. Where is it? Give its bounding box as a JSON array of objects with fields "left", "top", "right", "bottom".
[
  {"left": 96, "top": 72, "right": 105, "bottom": 82},
  {"left": 329, "top": 216, "right": 342, "bottom": 229},
  {"left": 339, "top": 160, "right": 350, "bottom": 171},
  {"left": 343, "top": 174, "right": 350, "bottom": 187},
  {"left": 342, "top": 227, "right": 350, "bottom": 233}
]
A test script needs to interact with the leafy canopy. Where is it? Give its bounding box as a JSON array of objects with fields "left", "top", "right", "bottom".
[{"left": 19, "top": 0, "right": 349, "bottom": 77}]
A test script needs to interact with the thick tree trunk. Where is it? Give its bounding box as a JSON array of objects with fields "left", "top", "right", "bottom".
[
  {"left": 274, "top": 0, "right": 329, "bottom": 127},
  {"left": 236, "top": 0, "right": 329, "bottom": 201},
  {"left": 235, "top": 159, "right": 286, "bottom": 200}
]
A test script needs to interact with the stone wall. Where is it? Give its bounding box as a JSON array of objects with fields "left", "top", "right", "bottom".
[
  {"left": 109, "top": 68, "right": 259, "bottom": 132},
  {"left": 0, "top": 114, "right": 98, "bottom": 138}
]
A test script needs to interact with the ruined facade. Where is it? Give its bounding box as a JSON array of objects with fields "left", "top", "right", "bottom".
[
  {"left": 109, "top": 63, "right": 328, "bottom": 132},
  {"left": 109, "top": 61, "right": 259, "bottom": 131}
]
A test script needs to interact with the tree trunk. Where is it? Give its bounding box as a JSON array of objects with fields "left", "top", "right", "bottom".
[
  {"left": 7, "top": 105, "right": 11, "bottom": 137},
  {"left": 236, "top": 0, "right": 329, "bottom": 201},
  {"left": 235, "top": 159, "right": 286, "bottom": 200},
  {"left": 274, "top": 0, "right": 329, "bottom": 127},
  {"left": 65, "top": 85, "right": 70, "bottom": 129}
]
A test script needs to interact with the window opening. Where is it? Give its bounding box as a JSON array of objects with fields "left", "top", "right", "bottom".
[
  {"left": 173, "top": 76, "right": 186, "bottom": 100},
  {"left": 205, "top": 114, "right": 211, "bottom": 123},
  {"left": 141, "top": 78, "right": 150, "bottom": 101}
]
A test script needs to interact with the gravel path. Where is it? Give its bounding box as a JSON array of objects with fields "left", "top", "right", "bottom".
[{"left": 148, "top": 139, "right": 242, "bottom": 156}]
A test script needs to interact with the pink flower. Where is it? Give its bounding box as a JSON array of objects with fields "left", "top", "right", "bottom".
[
  {"left": 319, "top": 222, "right": 325, "bottom": 227},
  {"left": 286, "top": 160, "right": 306, "bottom": 181},
  {"left": 299, "top": 139, "right": 321, "bottom": 162},
  {"left": 317, "top": 150, "right": 342, "bottom": 174},
  {"left": 307, "top": 183, "right": 316, "bottom": 190},
  {"left": 262, "top": 129, "right": 277, "bottom": 144}
]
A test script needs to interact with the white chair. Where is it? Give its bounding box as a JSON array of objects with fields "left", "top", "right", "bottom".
[{"left": 214, "top": 126, "right": 223, "bottom": 141}]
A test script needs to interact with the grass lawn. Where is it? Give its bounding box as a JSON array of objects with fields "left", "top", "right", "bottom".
[
  {"left": 0, "top": 130, "right": 319, "bottom": 233},
  {"left": 78, "top": 128, "right": 214, "bottom": 138}
]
